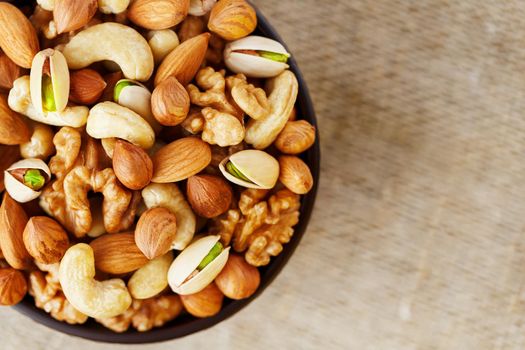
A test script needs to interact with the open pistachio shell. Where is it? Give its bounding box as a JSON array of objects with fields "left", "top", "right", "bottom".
[
  {"left": 4, "top": 158, "right": 51, "bottom": 203},
  {"left": 30, "top": 49, "right": 70, "bottom": 113},
  {"left": 224, "top": 36, "right": 290, "bottom": 78},
  {"left": 219, "top": 149, "right": 279, "bottom": 189},
  {"left": 168, "top": 235, "right": 230, "bottom": 295},
  {"left": 115, "top": 80, "right": 161, "bottom": 134}
]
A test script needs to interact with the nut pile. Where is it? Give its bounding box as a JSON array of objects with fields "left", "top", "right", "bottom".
[{"left": 0, "top": 0, "right": 316, "bottom": 333}]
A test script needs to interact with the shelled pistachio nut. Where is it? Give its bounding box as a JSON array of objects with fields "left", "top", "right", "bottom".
[
  {"left": 114, "top": 79, "right": 161, "bottom": 133},
  {"left": 224, "top": 36, "right": 290, "bottom": 78},
  {"left": 168, "top": 235, "right": 230, "bottom": 295},
  {"left": 29, "top": 49, "right": 70, "bottom": 113},
  {"left": 4, "top": 158, "right": 51, "bottom": 203},
  {"left": 219, "top": 150, "right": 279, "bottom": 189}
]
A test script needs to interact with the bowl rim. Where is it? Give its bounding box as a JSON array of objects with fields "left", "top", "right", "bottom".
[{"left": 13, "top": 5, "right": 321, "bottom": 344}]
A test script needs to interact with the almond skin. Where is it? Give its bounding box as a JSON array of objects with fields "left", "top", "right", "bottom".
[
  {"left": 69, "top": 69, "right": 107, "bottom": 105},
  {"left": 0, "top": 146, "right": 20, "bottom": 193},
  {"left": 278, "top": 155, "right": 313, "bottom": 195},
  {"left": 151, "top": 76, "right": 190, "bottom": 126},
  {"left": 90, "top": 232, "right": 149, "bottom": 274},
  {"left": 152, "top": 137, "right": 211, "bottom": 183},
  {"left": 128, "top": 0, "right": 190, "bottom": 30},
  {"left": 187, "top": 174, "right": 232, "bottom": 218},
  {"left": 135, "top": 207, "right": 177, "bottom": 260},
  {"left": 215, "top": 254, "right": 260, "bottom": 299},
  {"left": 180, "top": 282, "right": 224, "bottom": 318},
  {"left": 113, "top": 140, "right": 153, "bottom": 190},
  {"left": 0, "top": 3, "right": 40, "bottom": 68},
  {"left": 23, "top": 216, "right": 69, "bottom": 264},
  {"left": 53, "top": 0, "right": 98, "bottom": 34},
  {"left": 208, "top": 0, "right": 257, "bottom": 41},
  {"left": 154, "top": 32, "right": 210, "bottom": 86},
  {"left": 0, "top": 267, "right": 27, "bottom": 306},
  {"left": 0, "top": 94, "right": 30, "bottom": 145},
  {"left": 0, "top": 52, "right": 22, "bottom": 91},
  {"left": 0, "top": 193, "right": 32, "bottom": 270}
]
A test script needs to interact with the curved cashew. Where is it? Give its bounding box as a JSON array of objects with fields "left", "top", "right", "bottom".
[
  {"left": 87, "top": 102, "right": 155, "bottom": 149},
  {"left": 8, "top": 76, "right": 88, "bottom": 127},
  {"left": 63, "top": 23, "right": 154, "bottom": 81},
  {"left": 20, "top": 123, "right": 55, "bottom": 159},
  {"left": 142, "top": 183, "right": 196, "bottom": 250},
  {"left": 245, "top": 71, "right": 298, "bottom": 149},
  {"left": 59, "top": 243, "right": 132, "bottom": 319},
  {"left": 128, "top": 252, "right": 173, "bottom": 299}
]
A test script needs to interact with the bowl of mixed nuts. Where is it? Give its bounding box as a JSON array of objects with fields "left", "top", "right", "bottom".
[{"left": 0, "top": 0, "right": 319, "bottom": 343}]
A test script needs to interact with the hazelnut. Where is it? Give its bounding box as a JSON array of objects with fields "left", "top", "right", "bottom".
[
  {"left": 274, "top": 120, "right": 316, "bottom": 155},
  {"left": 23, "top": 216, "right": 69, "bottom": 264},
  {"left": 135, "top": 207, "right": 178, "bottom": 260},
  {"left": 215, "top": 254, "right": 260, "bottom": 299},
  {"left": 187, "top": 174, "right": 233, "bottom": 218},
  {"left": 151, "top": 76, "right": 190, "bottom": 126},
  {"left": 180, "top": 282, "right": 224, "bottom": 318},
  {"left": 0, "top": 267, "right": 27, "bottom": 306}
]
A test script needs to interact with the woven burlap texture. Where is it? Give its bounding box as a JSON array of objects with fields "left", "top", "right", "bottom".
[{"left": 3, "top": 0, "right": 525, "bottom": 349}]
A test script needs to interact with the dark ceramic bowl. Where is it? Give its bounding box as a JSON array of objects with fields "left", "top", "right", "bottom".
[{"left": 13, "top": 5, "right": 320, "bottom": 344}]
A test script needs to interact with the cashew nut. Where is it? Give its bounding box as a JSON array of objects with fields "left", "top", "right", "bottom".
[
  {"left": 63, "top": 23, "right": 154, "bottom": 81},
  {"left": 128, "top": 252, "right": 173, "bottom": 299},
  {"left": 20, "top": 122, "right": 55, "bottom": 159},
  {"left": 58, "top": 243, "right": 132, "bottom": 319},
  {"left": 245, "top": 70, "right": 298, "bottom": 149},
  {"left": 87, "top": 102, "right": 155, "bottom": 149},
  {"left": 98, "top": 0, "right": 130, "bottom": 14},
  {"left": 8, "top": 76, "right": 88, "bottom": 127},
  {"left": 142, "top": 183, "right": 196, "bottom": 250}
]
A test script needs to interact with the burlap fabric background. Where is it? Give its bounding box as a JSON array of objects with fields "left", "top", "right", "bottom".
[{"left": 3, "top": 0, "right": 525, "bottom": 349}]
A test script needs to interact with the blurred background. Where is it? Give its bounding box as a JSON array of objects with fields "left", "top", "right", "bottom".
[{"left": 5, "top": 0, "right": 525, "bottom": 349}]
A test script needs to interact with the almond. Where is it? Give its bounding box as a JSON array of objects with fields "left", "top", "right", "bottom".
[
  {"left": 69, "top": 69, "right": 107, "bottom": 105},
  {"left": 0, "top": 3, "right": 40, "bottom": 68},
  {"left": 128, "top": 0, "right": 189, "bottom": 30},
  {"left": 278, "top": 155, "right": 313, "bottom": 194},
  {"left": 0, "top": 52, "right": 22, "bottom": 91},
  {"left": 54, "top": 0, "right": 98, "bottom": 34},
  {"left": 0, "top": 94, "right": 30, "bottom": 145},
  {"left": 23, "top": 216, "right": 69, "bottom": 264},
  {"left": 187, "top": 174, "right": 232, "bottom": 218},
  {"left": 113, "top": 140, "right": 153, "bottom": 190},
  {"left": 90, "top": 232, "right": 149, "bottom": 274},
  {"left": 135, "top": 207, "right": 177, "bottom": 259},
  {"left": 0, "top": 267, "right": 27, "bottom": 306},
  {"left": 151, "top": 137, "right": 211, "bottom": 183},
  {"left": 154, "top": 32, "right": 210, "bottom": 86},
  {"left": 0, "top": 193, "right": 32, "bottom": 270},
  {"left": 151, "top": 76, "right": 190, "bottom": 126},
  {"left": 274, "top": 120, "right": 316, "bottom": 155},
  {"left": 208, "top": 0, "right": 257, "bottom": 41},
  {"left": 0, "top": 146, "right": 20, "bottom": 193}
]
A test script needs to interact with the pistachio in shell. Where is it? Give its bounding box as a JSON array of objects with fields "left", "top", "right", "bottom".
[
  {"left": 4, "top": 158, "right": 51, "bottom": 203},
  {"left": 168, "top": 235, "right": 230, "bottom": 295},
  {"left": 224, "top": 36, "right": 290, "bottom": 78},
  {"left": 219, "top": 149, "right": 279, "bottom": 189}
]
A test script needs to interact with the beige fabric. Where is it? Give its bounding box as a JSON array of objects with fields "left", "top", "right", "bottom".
[{"left": 4, "top": 0, "right": 525, "bottom": 348}]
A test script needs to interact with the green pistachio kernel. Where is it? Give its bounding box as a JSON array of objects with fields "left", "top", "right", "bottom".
[
  {"left": 23, "top": 169, "right": 45, "bottom": 191},
  {"left": 114, "top": 80, "right": 138, "bottom": 102},
  {"left": 42, "top": 75, "right": 56, "bottom": 112},
  {"left": 226, "top": 161, "right": 254, "bottom": 183},
  {"left": 258, "top": 50, "right": 290, "bottom": 63},
  {"left": 197, "top": 242, "right": 223, "bottom": 271}
]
